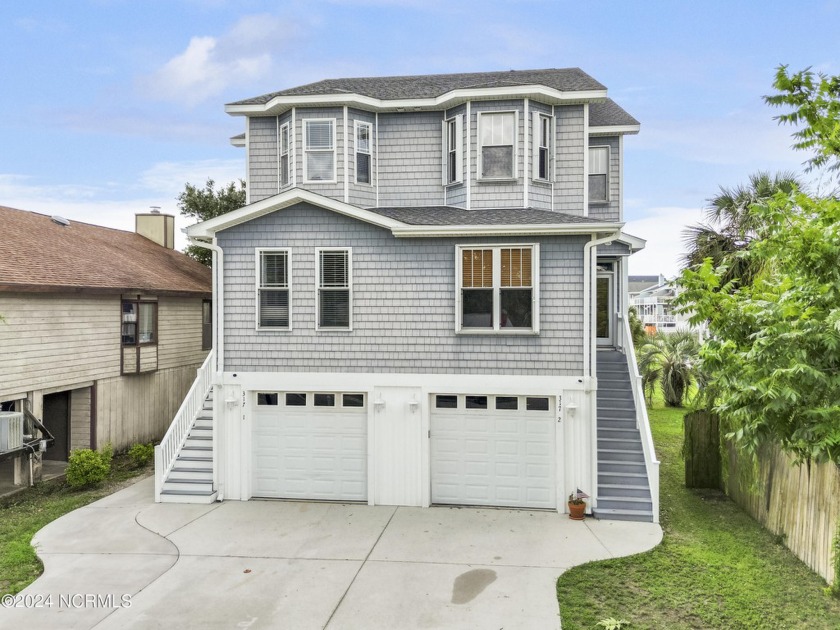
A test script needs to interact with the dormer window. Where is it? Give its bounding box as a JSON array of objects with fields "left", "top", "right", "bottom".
[
  {"left": 478, "top": 112, "right": 516, "bottom": 180},
  {"left": 304, "top": 119, "right": 335, "bottom": 182}
]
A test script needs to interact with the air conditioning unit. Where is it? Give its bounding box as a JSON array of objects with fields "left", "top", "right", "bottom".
[{"left": 0, "top": 412, "right": 24, "bottom": 452}]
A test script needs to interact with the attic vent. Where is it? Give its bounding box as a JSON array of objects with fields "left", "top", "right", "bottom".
[{"left": 50, "top": 215, "right": 70, "bottom": 226}]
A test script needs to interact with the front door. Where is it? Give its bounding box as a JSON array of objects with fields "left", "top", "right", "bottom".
[
  {"left": 596, "top": 272, "right": 614, "bottom": 347},
  {"left": 43, "top": 391, "right": 70, "bottom": 461},
  {"left": 373, "top": 386, "right": 423, "bottom": 506}
]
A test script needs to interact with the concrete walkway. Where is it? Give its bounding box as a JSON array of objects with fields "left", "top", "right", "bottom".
[{"left": 3, "top": 476, "right": 662, "bottom": 629}]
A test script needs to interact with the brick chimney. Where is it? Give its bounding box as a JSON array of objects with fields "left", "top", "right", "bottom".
[{"left": 135, "top": 207, "right": 175, "bottom": 249}]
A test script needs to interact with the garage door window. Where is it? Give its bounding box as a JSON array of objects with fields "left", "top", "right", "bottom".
[
  {"left": 257, "top": 393, "right": 279, "bottom": 406},
  {"left": 465, "top": 396, "right": 488, "bottom": 409},
  {"left": 526, "top": 397, "right": 550, "bottom": 411},
  {"left": 496, "top": 396, "right": 518, "bottom": 410},
  {"left": 285, "top": 393, "right": 307, "bottom": 406},
  {"left": 342, "top": 393, "right": 365, "bottom": 407},
  {"left": 435, "top": 395, "right": 458, "bottom": 409},
  {"left": 315, "top": 393, "right": 336, "bottom": 407}
]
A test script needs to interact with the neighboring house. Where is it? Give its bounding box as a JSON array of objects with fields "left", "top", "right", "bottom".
[
  {"left": 0, "top": 207, "right": 212, "bottom": 490},
  {"left": 157, "top": 68, "right": 659, "bottom": 523},
  {"left": 629, "top": 274, "right": 704, "bottom": 337}
]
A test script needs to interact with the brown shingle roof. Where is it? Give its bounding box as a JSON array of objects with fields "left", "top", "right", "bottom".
[{"left": 0, "top": 206, "right": 211, "bottom": 296}]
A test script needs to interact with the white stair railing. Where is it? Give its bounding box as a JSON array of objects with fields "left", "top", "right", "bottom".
[
  {"left": 155, "top": 350, "right": 214, "bottom": 502},
  {"left": 621, "top": 320, "right": 661, "bottom": 523}
]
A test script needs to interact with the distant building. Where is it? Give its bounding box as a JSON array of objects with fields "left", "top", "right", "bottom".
[{"left": 629, "top": 274, "right": 704, "bottom": 337}]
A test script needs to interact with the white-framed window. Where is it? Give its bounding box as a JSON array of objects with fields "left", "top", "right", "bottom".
[
  {"left": 317, "top": 248, "right": 351, "bottom": 330},
  {"left": 279, "top": 122, "right": 290, "bottom": 187},
  {"left": 355, "top": 121, "right": 372, "bottom": 184},
  {"left": 303, "top": 119, "right": 335, "bottom": 182},
  {"left": 478, "top": 111, "right": 517, "bottom": 180},
  {"left": 443, "top": 115, "right": 463, "bottom": 184},
  {"left": 534, "top": 113, "right": 551, "bottom": 181},
  {"left": 256, "top": 249, "right": 291, "bottom": 329},
  {"left": 456, "top": 244, "right": 539, "bottom": 333},
  {"left": 589, "top": 146, "right": 609, "bottom": 203}
]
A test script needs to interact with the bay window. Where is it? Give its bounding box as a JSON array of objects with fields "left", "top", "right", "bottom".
[
  {"left": 356, "top": 121, "right": 372, "bottom": 184},
  {"left": 304, "top": 119, "right": 335, "bottom": 182},
  {"left": 589, "top": 146, "right": 609, "bottom": 202},
  {"left": 479, "top": 112, "right": 516, "bottom": 179}
]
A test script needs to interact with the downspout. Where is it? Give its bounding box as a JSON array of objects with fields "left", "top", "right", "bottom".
[
  {"left": 582, "top": 231, "right": 620, "bottom": 382},
  {"left": 187, "top": 236, "right": 225, "bottom": 501}
]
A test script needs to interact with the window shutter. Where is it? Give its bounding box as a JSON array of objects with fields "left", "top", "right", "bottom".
[{"left": 454, "top": 114, "right": 463, "bottom": 183}]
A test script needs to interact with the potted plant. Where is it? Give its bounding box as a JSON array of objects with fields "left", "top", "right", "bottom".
[{"left": 568, "top": 489, "right": 589, "bottom": 520}]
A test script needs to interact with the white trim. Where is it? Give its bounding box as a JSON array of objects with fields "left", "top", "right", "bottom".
[
  {"left": 523, "top": 99, "right": 529, "bottom": 207},
  {"left": 244, "top": 120, "right": 251, "bottom": 204},
  {"left": 477, "top": 110, "right": 518, "bottom": 182},
  {"left": 375, "top": 112, "right": 379, "bottom": 206},
  {"left": 276, "top": 116, "right": 280, "bottom": 195},
  {"left": 354, "top": 120, "right": 373, "bottom": 186},
  {"left": 465, "top": 102, "right": 471, "bottom": 209},
  {"left": 455, "top": 243, "right": 539, "bottom": 334},
  {"left": 315, "top": 247, "right": 353, "bottom": 331},
  {"left": 391, "top": 223, "right": 621, "bottom": 238},
  {"left": 302, "top": 118, "right": 337, "bottom": 184},
  {"left": 291, "top": 108, "right": 297, "bottom": 187},
  {"left": 255, "top": 248, "right": 292, "bottom": 331},
  {"left": 225, "top": 86, "right": 609, "bottom": 116},
  {"left": 582, "top": 104, "right": 589, "bottom": 216},
  {"left": 589, "top": 124, "right": 640, "bottom": 136},
  {"left": 343, "top": 107, "right": 349, "bottom": 202},
  {"left": 588, "top": 144, "right": 611, "bottom": 204}
]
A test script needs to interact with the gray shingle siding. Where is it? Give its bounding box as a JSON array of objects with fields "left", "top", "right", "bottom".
[
  {"left": 470, "top": 100, "right": 525, "bottom": 209},
  {"left": 248, "top": 117, "right": 278, "bottom": 203},
  {"left": 218, "top": 203, "right": 585, "bottom": 375},
  {"left": 588, "top": 135, "right": 620, "bottom": 222},
  {"left": 554, "top": 105, "right": 585, "bottom": 215},
  {"left": 377, "top": 111, "right": 445, "bottom": 206}
]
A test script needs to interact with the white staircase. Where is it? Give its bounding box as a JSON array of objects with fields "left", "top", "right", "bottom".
[{"left": 155, "top": 351, "right": 217, "bottom": 504}]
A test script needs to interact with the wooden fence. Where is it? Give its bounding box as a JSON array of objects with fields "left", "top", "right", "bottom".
[{"left": 684, "top": 411, "right": 721, "bottom": 489}]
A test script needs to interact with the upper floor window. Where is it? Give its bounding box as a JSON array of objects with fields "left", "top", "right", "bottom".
[
  {"left": 535, "top": 114, "right": 551, "bottom": 181},
  {"left": 122, "top": 300, "right": 157, "bottom": 346},
  {"left": 479, "top": 112, "right": 516, "bottom": 180},
  {"left": 279, "top": 123, "right": 290, "bottom": 187},
  {"left": 258, "top": 249, "right": 290, "bottom": 329},
  {"left": 317, "top": 249, "right": 351, "bottom": 330},
  {"left": 444, "top": 115, "right": 463, "bottom": 184},
  {"left": 457, "top": 245, "right": 538, "bottom": 333},
  {"left": 304, "top": 119, "right": 335, "bottom": 182},
  {"left": 589, "top": 146, "right": 609, "bottom": 203},
  {"left": 355, "top": 122, "right": 372, "bottom": 184}
]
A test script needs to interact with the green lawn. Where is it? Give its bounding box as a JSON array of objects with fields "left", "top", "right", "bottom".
[
  {"left": 556, "top": 401, "right": 840, "bottom": 629},
  {"left": 0, "top": 455, "right": 152, "bottom": 596}
]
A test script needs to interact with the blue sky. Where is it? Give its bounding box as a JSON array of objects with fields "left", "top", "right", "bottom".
[{"left": 2, "top": 0, "right": 838, "bottom": 276}]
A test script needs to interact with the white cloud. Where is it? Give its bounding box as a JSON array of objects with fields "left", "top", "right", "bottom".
[
  {"left": 138, "top": 159, "right": 244, "bottom": 196},
  {"left": 624, "top": 206, "right": 706, "bottom": 278},
  {"left": 139, "top": 14, "right": 296, "bottom": 107}
]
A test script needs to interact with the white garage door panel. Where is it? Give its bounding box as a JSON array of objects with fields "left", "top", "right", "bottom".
[
  {"left": 431, "top": 400, "right": 556, "bottom": 509},
  {"left": 252, "top": 405, "right": 367, "bottom": 501}
]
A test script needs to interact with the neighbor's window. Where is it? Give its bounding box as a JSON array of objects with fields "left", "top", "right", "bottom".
[
  {"left": 257, "top": 249, "right": 290, "bottom": 329},
  {"left": 459, "top": 245, "right": 537, "bottom": 332},
  {"left": 479, "top": 112, "right": 516, "bottom": 179},
  {"left": 304, "top": 119, "right": 335, "bottom": 182},
  {"left": 356, "top": 122, "right": 372, "bottom": 184},
  {"left": 535, "top": 114, "right": 551, "bottom": 181},
  {"left": 121, "top": 300, "right": 157, "bottom": 346},
  {"left": 279, "top": 123, "right": 290, "bottom": 187},
  {"left": 318, "top": 249, "right": 351, "bottom": 329},
  {"left": 444, "top": 116, "right": 463, "bottom": 184},
  {"left": 589, "top": 146, "right": 609, "bottom": 202}
]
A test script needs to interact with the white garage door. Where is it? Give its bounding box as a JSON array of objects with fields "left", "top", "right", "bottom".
[
  {"left": 431, "top": 394, "right": 556, "bottom": 509},
  {"left": 252, "top": 392, "right": 367, "bottom": 501}
]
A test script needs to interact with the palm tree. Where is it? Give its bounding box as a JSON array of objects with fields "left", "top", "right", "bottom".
[
  {"left": 681, "top": 171, "right": 803, "bottom": 287},
  {"left": 638, "top": 331, "right": 700, "bottom": 407}
]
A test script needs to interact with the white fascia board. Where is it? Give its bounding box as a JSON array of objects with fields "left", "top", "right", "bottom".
[
  {"left": 390, "top": 223, "right": 622, "bottom": 238},
  {"left": 230, "top": 134, "right": 246, "bottom": 147},
  {"left": 225, "top": 86, "right": 609, "bottom": 117},
  {"left": 589, "top": 124, "right": 640, "bottom": 136},
  {"left": 186, "top": 189, "right": 405, "bottom": 238},
  {"left": 617, "top": 231, "right": 646, "bottom": 252}
]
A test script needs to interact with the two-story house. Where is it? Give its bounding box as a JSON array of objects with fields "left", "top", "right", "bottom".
[
  {"left": 156, "top": 68, "right": 659, "bottom": 522},
  {"left": 0, "top": 207, "right": 212, "bottom": 492}
]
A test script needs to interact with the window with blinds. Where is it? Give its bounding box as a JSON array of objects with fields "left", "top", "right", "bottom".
[
  {"left": 459, "top": 246, "right": 536, "bottom": 331},
  {"left": 258, "top": 250, "right": 290, "bottom": 328},
  {"left": 304, "top": 119, "right": 335, "bottom": 182},
  {"left": 589, "top": 146, "right": 609, "bottom": 202},
  {"left": 318, "top": 249, "right": 351, "bottom": 329},
  {"left": 356, "top": 122, "right": 371, "bottom": 184}
]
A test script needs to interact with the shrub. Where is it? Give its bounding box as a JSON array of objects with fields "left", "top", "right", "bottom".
[
  {"left": 128, "top": 442, "right": 154, "bottom": 468},
  {"left": 65, "top": 444, "right": 113, "bottom": 488}
]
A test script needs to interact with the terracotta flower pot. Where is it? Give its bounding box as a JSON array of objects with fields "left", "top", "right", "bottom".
[{"left": 568, "top": 501, "right": 586, "bottom": 520}]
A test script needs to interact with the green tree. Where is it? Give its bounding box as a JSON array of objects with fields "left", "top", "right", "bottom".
[
  {"left": 676, "top": 65, "right": 840, "bottom": 463},
  {"left": 178, "top": 178, "right": 246, "bottom": 266},
  {"left": 681, "top": 171, "right": 802, "bottom": 287},
  {"left": 637, "top": 331, "right": 700, "bottom": 407},
  {"left": 627, "top": 306, "right": 646, "bottom": 347}
]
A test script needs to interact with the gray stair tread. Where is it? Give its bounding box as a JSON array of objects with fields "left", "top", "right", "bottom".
[
  {"left": 594, "top": 508, "right": 652, "bottom": 516},
  {"left": 187, "top": 435, "right": 212, "bottom": 440},
  {"left": 599, "top": 483, "right": 650, "bottom": 490},
  {"left": 599, "top": 448, "right": 644, "bottom": 454},
  {"left": 171, "top": 467, "right": 212, "bottom": 473},
  {"left": 177, "top": 455, "right": 213, "bottom": 462},
  {"left": 160, "top": 489, "right": 216, "bottom": 496},
  {"left": 181, "top": 445, "right": 212, "bottom": 451}
]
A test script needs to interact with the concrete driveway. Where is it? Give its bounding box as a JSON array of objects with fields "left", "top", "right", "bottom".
[{"left": 4, "top": 476, "right": 662, "bottom": 629}]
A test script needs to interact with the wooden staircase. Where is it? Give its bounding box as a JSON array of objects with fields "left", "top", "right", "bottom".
[{"left": 594, "top": 349, "right": 654, "bottom": 522}]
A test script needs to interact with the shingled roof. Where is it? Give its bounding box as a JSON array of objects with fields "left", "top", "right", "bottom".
[
  {"left": 590, "top": 99, "right": 640, "bottom": 127},
  {"left": 229, "top": 68, "right": 606, "bottom": 106},
  {"left": 0, "top": 206, "right": 212, "bottom": 295},
  {"left": 367, "top": 206, "right": 611, "bottom": 226}
]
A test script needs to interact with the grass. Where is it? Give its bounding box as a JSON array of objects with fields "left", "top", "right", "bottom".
[
  {"left": 556, "top": 398, "right": 840, "bottom": 629},
  {"left": 0, "top": 454, "right": 152, "bottom": 596}
]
